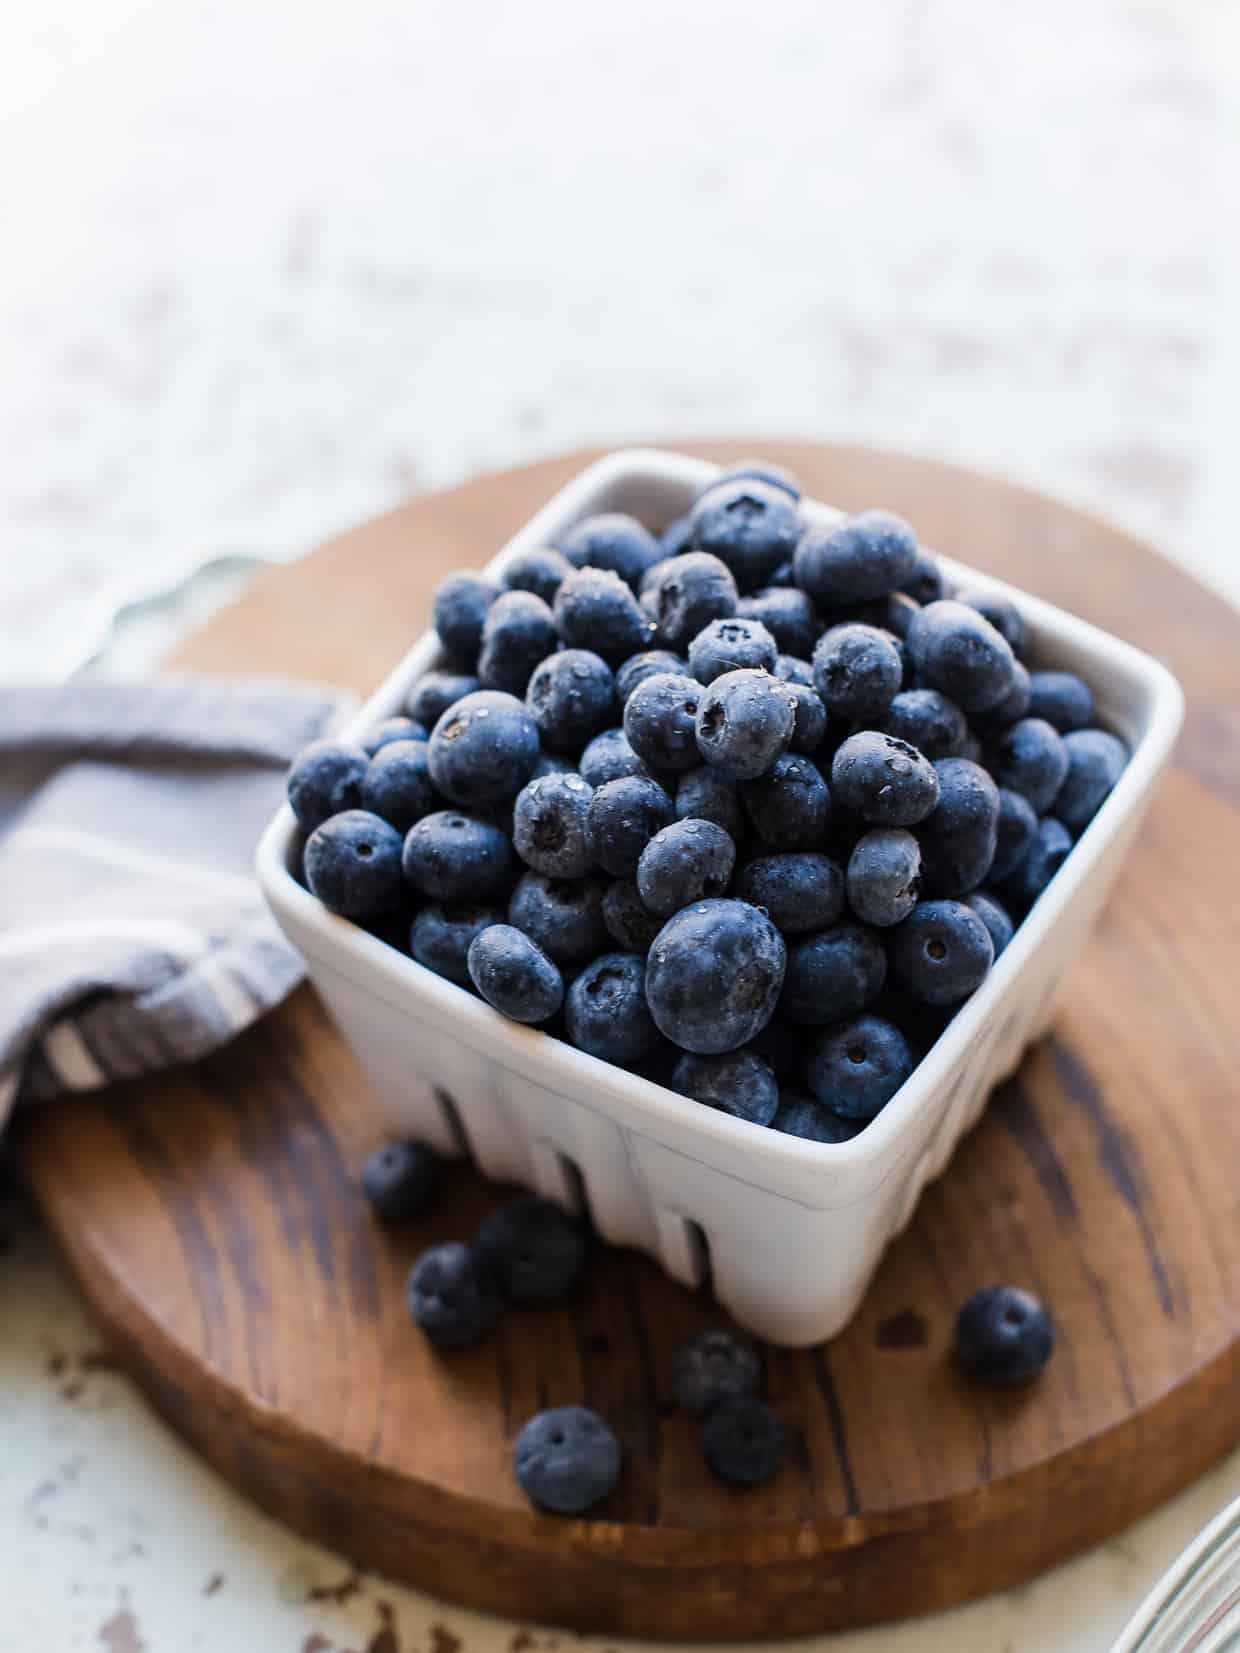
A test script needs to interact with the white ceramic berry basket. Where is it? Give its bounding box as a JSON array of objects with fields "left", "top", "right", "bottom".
[{"left": 256, "top": 449, "right": 1184, "bottom": 1347}]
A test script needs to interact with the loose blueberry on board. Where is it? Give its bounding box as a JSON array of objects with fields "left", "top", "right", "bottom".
[
  {"left": 805, "top": 1014, "right": 914, "bottom": 1119},
  {"left": 1028, "top": 668, "right": 1096, "bottom": 732},
  {"left": 601, "top": 880, "right": 665, "bottom": 954},
  {"left": 906, "top": 600, "right": 1017, "bottom": 714},
  {"left": 688, "top": 615, "right": 780, "bottom": 684},
  {"left": 427, "top": 690, "right": 540, "bottom": 807},
  {"left": 989, "top": 717, "right": 1070, "bottom": 814},
  {"left": 477, "top": 590, "right": 558, "bottom": 696},
  {"left": 772, "top": 1090, "right": 865, "bottom": 1144},
  {"left": 411, "top": 903, "right": 504, "bottom": 986},
  {"left": 405, "top": 669, "right": 481, "bottom": 730},
  {"left": 701, "top": 1396, "right": 785, "bottom": 1488},
  {"left": 774, "top": 652, "right": 814, "bottom": 687},
  {"left": 890, "top": 899, "right": 995, "bottom": 1005},
  {"left": 671, "top": 1329, "right": 762, "bottom": 1414},
  {"left": 812, "top": 623, "right": 904, "bottom": 723},
  {"left": 508, "top": 871, "right": 609, "bottom": 967},
  {"left": 732, "top": 852, "right": 845, "bottom": 935},
  {"left": 565, "top": 950, "right": 662, "bottom": 1063},
  {"left": 740, "top": 753, "right": 832, "bottom": 849},
  {"left": 362, "top": 716, "right": 428, "bottom": 755},
  {"left": 360, "top": 739, "right": 438, "bottom": 833},
  {"left": 674, "top": 764, "right": 744, "bottom": 839},
  {"left": 502, "top": 545, "right": 576, "bottom": 605},
  {"left": 554, "top": 565, "right": 655, "bottom": 663},
  {"left": 999, "top": 815, "right": 1074, "bottom": 908},
  {"left": 432, "top": 571, "right": 501, "bottom": 661},
  {"left": 646, "top": 898, "right": 786, "bottom": 1055},
  {"left": 586, "top": 774, "right": 675, "bottom": 878},
  {"left": 914, "top": 756, "right": 1001, "bottom": 896},
  {"left": 847, "top": 828, "right": 923, "bottom": 927},
  {"left": 737, "top": 585, "right": 818, "bottom": 658},
  {"left": 1054, "top": 729, "right": 1129, "bottom": 831},
  {"left": 637, "top": 818, "right": 736, "bottom": 916},
  {"left": 615, "top": 648, "right": 691, "bottom": 705},
  {"left": 525, "top": 648, "right": 615, "bottom": 752},
  {"left": 645, "top": 552, "right": 739, "bottom": 650},
  {"left": 559, "top": 511, "right": 663, "bottom": 591},
  {"left": 407, "top": 1242, "right": 502, "bottom": 1350},
  {"left": 512, "top": 771, "right": 596, "bottom": 878},
  {"left": 672, "top": 1047, "right": 781, "bottom": 1126},
  {"left": 623, "top": 671, "right": 704, "bottom": 773},
  {"left": 513, "top": 1406, "right": 622, "bottom": 1514},
  {"left": 783, "top": 680, "right": 829, "bottom": 754},
  {"left": 990, "top": 786, "right": 1040, "bottom": 881},
  {"left": 659, "top": 512, "right": 696, "bottom": 556},
  {"left": 794, "top": 509, "right": 918, "bottom": 606},
  {"left": 402, "top": 810, "right": 515, "bottom": 901},
  {"left": 956, "top": 586, "right": 1029, "bottom": 660},
  {"left": 696, "top": 669, "right": 797, "bottom": 782},
  {"left": 361, "top": 1140, "right": 440, "bottom": 1223},
  {"left": 831, "top": 731, "right": 940, "bottom": 827},
  {"left": 899, "top": 547, "right": 945, "bottom": 606},
  {"left": 287, "top": 739, "right": 369, "bottom": 831},
  {"left": 689, "top": 477, "right": 802, "bottom": 590},
  {"left": 303, "top": 809, "right": 405, "bottom": 918},
  {"left": 779, "top": 921, "right": 887, "bottom": 1026},
  {"left": 467, "top": 924, "right": 564, "bottom": 1023},
  {"left": 955, "top": 1285, "right": 1055, "bottom": 1385},
  {"left": 709, "top": 456, "right": 803, "bottom": 502},
  {"left": 965, "top": 890, "right": 1016, "bottom": 957},
  {"left": 475, "top": 1195, "right": 587, "bottom": 1305},
  {"left": 578, "top": 727, "right": 648, "bottom": 788}
]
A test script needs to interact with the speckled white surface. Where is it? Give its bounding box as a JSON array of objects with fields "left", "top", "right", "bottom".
[{"left": 3, "top": 0, "right": 1240, "bottom": 1647}]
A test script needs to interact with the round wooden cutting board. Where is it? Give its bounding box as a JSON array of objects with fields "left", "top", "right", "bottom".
[{"left": 19, "top": 444, "right": 1240, "bottom": 1640}]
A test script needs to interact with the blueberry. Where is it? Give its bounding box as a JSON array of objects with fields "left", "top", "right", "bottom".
[
  {"left": 899, "top": 548, "right": 945, "bottom": 606},
  {"left": 559, "top": 511, "right": 662, "bottom": 590},
  {"left": 402, "top": 810, "right": 514, "bottom": 901},
  {"left": 772, "top": 1090, "right": 865, "bottom": 1144},
  {"left": 846, "top": 828, "right": 922, "bottom": 927},
  {"left": 1027, "top": 669, "right": 1095, "bottom": 733},
  {"left": 646, "top": 899, "right": 786, "bottom": 1054},
  {"left": 601, "top": 880, "right": 664, "bottom": 953},
  {"left": 774, "top": 653, "right": 814, "bottom": 687},
  {"left": 287, "top": 739, "right": 369, "bottom": 832},
  {"left": 615, "top": 649, "right": 691, "bottom": 706},
  {"left": 853, "top": 591, "right": 919, "bottom": 640},
  {"left": 1054, "top": 729, "right": 1128, "bottom": 831},
  {"left": 890, "top": 899, "right": 994, "bottom": 1004},
  {"left": 740, "top": 753, "right": 832, "bottom": 849},
  {"left": 672, "top": 1329, "right": 762, "bottom": 1414},
  {"left": 974, "top": 659, "right": 1032, "bottom": 734},
  {"left": 532, "top": 751, "right": 575, "bottom": 779},
  {"left": 577, "top": 727, "right": 647, "bottom": 788},
  {"left": 955, "top": 1285, "right": 1055, "bottom": 1385},
  {"left": 812, "top": 623, "right": 903, "bottom": 722},
  {"left": 406, "top": 670, "right": 481, "bottom": 728},
  {"left": 672, "top": 1047, "right": 780, "bottom": 1126},
  {"left": 555, "top": 566, "right": 655, "bottom": 664},
  {"left": 361, "top": 1140, "right": 439, "bottom": 1222},
  {"left": 689, "top": 478, "right": 801, "bottom": 590},
  {"left": 674, "top": 765, "right": 744, "bottom": 839},
  {"left": 467, "top": 923, "right": 564, "bottom": 1023},
  {"left": 695, "top": 669, "right": 795, "bottom": 781},
  {"left": 304, "top": 809, "right": 404, "bottom": 917},
  {"left": 737, "top": 586, "right": 818, "bottom": 657},
  {"left": 624, "top": 672, "right": 704, "bottom": 773},
  {"left": 512, "top": 771, "right": 595, "bottom": 877},
  {"left": 989, "top": 717, "right": 1069, "bottom": 814},
  {"left": 831, "top": 731, "right": 940, "bottom": 827},
  {"left": 407, "top": 1242, "right": 501, "bottom": 1349},
  {"left": 793, "top": 509, "right": 918, "bottom": 605},
  {"left": 513, "top": 1406, "right": 621, "bottom": 1514},
  {"left": 766, "top": 560, "right": 797, "bottom": 588},
  {"left": 477, "top": 590, "right": 558, "bottom": 696},
  {"left": 805, "top": 1014, "right": 914, "bottom": 1119},
  {"left": 565, "top": 951, "right": 661, "bottom": 1063},
  {"left": 688, "top": 616, "right": 779, "bottom": 684},
  {"left": 914, "top": 757, "right": 1000, "bottom": 895},
  {"left": 476, "top": 1195, "right": 587, "bottom": 1305},
  {"left": 659, "top": 512, "right": 696, "bottom": 556},
  {"left": 965, "top": 891, "right": 1015, "bottom": 957},
  {"left": 780, "top": 921, "right": 887, "bottom": 1025},
  {"left": 644, "top": 551, "right": 739, "bottom": 650},
  {"left": 873, "top": 688, "right": 967, "bottom": 760},
  {"left": 411, "top": 902, "right": 504, "bottom": 985},
  {"left": 427, "top": 690, "right": 540, "bottom": 807},
  {"left": 784, "top": 681, "right": 829, "bottom": 754},
  {"left": 906, "top": 600, "right": 1016, "bottom": 714},
  {"left": 732, "top": 852, "right": 844, "bottom": 934},
  {"left": 957, "top": 586, "right": 1029, "bottom": 660},
  {"left": 702, "top": 1397, "right": 784, "bottom": 1487},
  {"left": 708, "top": 457, "right": 802, "bottom": 502},
  {"left": 637, "top": 818, "right": 736, "bottom": 915},
  {"left": 502, "top": 545, "right": 576, "bottom": 605},
  {"left": 998, "top": 816, "right": 1073, "bottom": 907},
  {"left": 363, "top": 716, "right": 428, "bottom": 755},
  {"left": 432, "top": 571, "right": 501, "bottom": 662},
  {"left": 525, "top": 648, "right": 614, "bottom": 752},
  {"left": 990, "top": 786, "right": 1039, "bottom": 881},
  {"left": 508, "top": 871, "right": 608, "bottom": 966},
  {"left": 360, "top": 739, "right": 438, "bottom": 832},
  {"left": 586, "top": 774, "right": 674, "bottom": 878}
]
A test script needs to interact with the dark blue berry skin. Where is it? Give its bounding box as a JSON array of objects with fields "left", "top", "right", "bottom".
[
  {"left": 508, "top": 871, "right": 608, "bottom": 967},
  {"left": 989, "top": 717, "right": 1069, "bottom": 814},
  {"left": 990, "top": 787, "right": 1039, "bottom": 881},
  {"left": 402, "top": 811, "right": 515, "bottom": 901},
  {"left": 675, "top": 766, "right": 744, "bottom": 839},
  {"left": 361, "top": 739, "right": 438, "bottom": 832},
  {"left": 406, "top": 670, "right": 481, "bottom": 730},
  {"left": 1028, "top": 669, "right": 1095, "bottom": 732},
  {"left": 637, "top": 818, "right": 736, "bottom": 916},
  {"left": 702, "top": 1397, "right": 784, "bottom": 1487},
  {"left": 688, "top": 616, "right": 779, "bottom": 684},
  {"left": 586, "top": 774, "right": 675, "bottom": 878},
  {"left": 671, "top": 1329, "right": 761, "bottom": 1414},
  {"left": 765, "top": 557, "right": 797, "bottom": 587},
  {"left": 780, "top": 921, "right": 887, "bottom": 1026},
  {"left": 411, "top": 903, "right": 504, "bottom": 985},
  {"left": 794, "top": 509, "right": 918, "bottom": 606},
  {"left": 363, "top": 716, "right": 428, "bottom": 755},
  {"left": 476, "top": 1196, "right": 587, "bottom": 1305},
  {"left": 873, "top": 688, "right": 967, "bottom": 760},
  {"left": 361, "top": 1140, "right": 439, "bottom": 1222},
  {"left": 965, "top": 891, "right": 1015, "bottom": 958},
  {"left": 974, "top": 659, "right": 1032, "bottom": 737},
  {"left": 408, "top": 1242, "right": 501, "bottom": 1349},
  {"left": 733, "top": 852, "right": 844, "bottom": 935},
  {"left": 672, "top": 1047, "right": 780, "bottom": 1126},
  {"left": 741, "top": 754, "right": 831, "bottom": 850},
  {"left": 660, "top": 512, "right": 696, "bottom": 556},
  {"left": 513, "top": 1406, "right": 621, "bottom": 1514},
  {"left": 477, "top": 590, "right": 558, "bottom": 696},
  {"left": 624, "top": 672, "right": 704, "bottom": 774},
  {"left": 525, "top": 648, "right": 614, "bottom": 752},
  {"left": 532, "top": 751, "right": 575, "bottom": 779},
  {"left": 432, "top": 571, "right": 501, "bottom": 662},
  {"left": 304, "top": 809, "right": 404, "bottom": 918},
  {"left": 737, "top": 586, "right": 817, "bottom": 658},
  {"left": 287, "top": 740, "right": 369, "bottom": 831},
  {"left": 646, "top": 899, "right": 786, "bottom": 1055},
  {"left": 774, "top": 653, "right": 814, "bottom": 687},
  {"left": 906, "top": 600, "right": 1016, "bottom": 714},
  {"left": 427, "top": 690, "right": 540, "bottom": 807},
  {"left": 853, "top": 591, "right": 919, "bottom": 640},
  {"left": 955, "top": 1285, "right": 1055, "bottom": 1385},
  {"left": 559, "top": 511, "right": 662, "bottom": 591},
  {"left": 512, "top": 771, "right": 595, "bottom": 877},
  {"left": 615, "top": 649, "right": 691, "bottom": 706},
  {"left": 555, "top": 566, "right": 656, "bottom": 664},
  {"left": 601, "top": 881, "right": 664, "bottom": 954},
  {"left": 772, "top": 1090, "right": 864, "bottom": 1144},
  {"left": 695, "top": 669, "right": 796, "bottom": 781},
  {"left": 998, "top": 816, "right": 1073, "bottom": 908},
  {"left": 812, "top": 623, "right": 903, "bottom": 722},
  {"left": 847, "top": 828, "right": 922, "bottom": 927},
  {"left": 890, "top": 899, "right": 995, "bottom": 1005},
  {"left": 502, "top": 545, "right": 575, "bottom": 605},
  {"left": 644, "top": 552, "right": 738, "bottom": 650},
  {"left": 579, "top": 727, "right": 649, "bottom": 788},
  {"left": 957, "top": 587, "right": 1029, "bottom": 661},
  {"left": 915, "top": 757, "right": 1001, "bottom": 896},
  {"left": 785, "top": 682, "right": 829, "bottom": 755},
  {"left": 1054, "top": 729, "right": 1128, "bottom": 831},
  {"left": 831, "top": 732, "right": 940, "bottom": 827},
  {"left": 689, "top": 478, "right": 802, "bottom": 590},
  {"left": 900, "top": 548, "right": 945, "bottom": 606},
  {"left": 565, "top": 951, "right": 661, "bottom": 1063},
  {"left": 710, "top": 457, "right": 802, "bottom": 502},
  {"left": 467, "top": 924, "right": 564, "bottom": 1023},
  {"left": 806, "top": 1014, "right": 914, "bottom": 1119}
]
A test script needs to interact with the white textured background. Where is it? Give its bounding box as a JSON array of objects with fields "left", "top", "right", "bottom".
[{"left": 2, "top": 0, "right": 1239, "bottom": 1648}]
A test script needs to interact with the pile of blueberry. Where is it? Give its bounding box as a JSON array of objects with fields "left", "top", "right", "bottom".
[{"left": 289, "top": 459, "right": 1128, "bottom": 1137}]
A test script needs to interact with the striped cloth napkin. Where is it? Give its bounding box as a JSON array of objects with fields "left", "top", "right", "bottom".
[{"left": 0, "top": 677, "right": 345, "bottom": 1128}]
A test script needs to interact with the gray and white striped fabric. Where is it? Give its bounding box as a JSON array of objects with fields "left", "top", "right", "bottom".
[{"left": 0, "top": 677, "right": 345, "bottom": 1127}]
